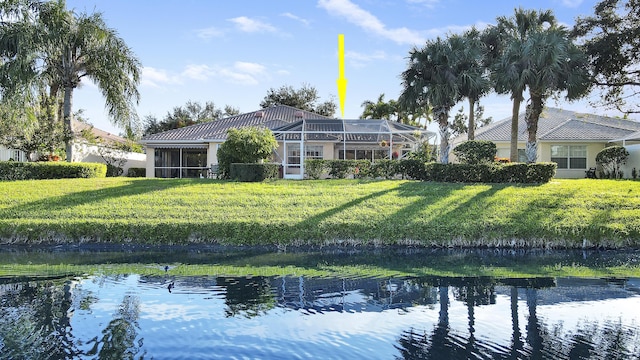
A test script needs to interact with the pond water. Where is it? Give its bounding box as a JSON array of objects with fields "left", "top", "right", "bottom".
[{"left": 1, "top": 248, "right": 640, "bottom": 359}]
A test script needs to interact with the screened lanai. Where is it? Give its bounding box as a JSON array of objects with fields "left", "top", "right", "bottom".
[{"left": 273, "top": 119, "right": 435, "bottom": 179}]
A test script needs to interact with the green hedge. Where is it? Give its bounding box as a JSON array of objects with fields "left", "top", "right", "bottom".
[
  {"left": 452, "top": 140, "right": 497, "bottom": 164},
  {"left": 127, "top": 167, "right": 146, "bottom": 177},
  {"left": 302, "top": 159, "right": 556, "bottom": 183},
  {"left": 229, "top": 163, "right": 280, "bottom": 182},
  {"left": 0, "top": 161, "right": 107, "bottom": 180}
]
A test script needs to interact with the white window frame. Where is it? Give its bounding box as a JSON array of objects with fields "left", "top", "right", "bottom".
[{"left": 551, "top": 145, "right": 587, "bottom": 170}]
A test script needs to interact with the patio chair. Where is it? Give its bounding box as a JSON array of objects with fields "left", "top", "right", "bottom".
[{"left": 208, "top": 164, "right": 220, "bottom": 179}]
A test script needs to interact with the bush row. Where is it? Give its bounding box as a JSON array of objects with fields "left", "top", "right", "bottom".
[
  {"left": 126, "top": 167, "right": 146, "bottom": 177},
  {"left": 304, "top": 159, "right": 556, "bottom": 183},
  {"left": 0, "top": 161, "right": 107, "bottom": 180},
  {"left": 229, "top": 163, "right": 280, "bottom": 182}
]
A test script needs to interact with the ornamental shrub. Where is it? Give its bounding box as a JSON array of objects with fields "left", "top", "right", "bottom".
[
  {"left": 0, "top": 161, "right": 106, "bottom": 180},
  {"left": 596, "top": 146, "right": 629, "bottom": 179},
  {"left": 305, "top": 159, "right": 328, "bottom": 179},
  {"left": 328, "top": 159, "right": 359, "bottom": 179},
  {"left": 229, "top": 163, "right": 280, "bottom": 182},
  {"left": 106, "top": 164, "right": 124, "bottom": 177},
  {"left": 126, "top": 167, "right": 146, "bottom": 177},
  {"left": 452, "top": 140, "right": 497, "bottom": 164},
  {"left": 397, "top": 159, "right": 428, "bottom": 180},
  {"left": 217, "top": 127, "right": 278, "bottom": 179},
  {"left": 369, "top": 159, "right": 398, "bottom": 179}
]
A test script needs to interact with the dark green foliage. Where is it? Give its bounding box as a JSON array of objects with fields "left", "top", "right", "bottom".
[
  {"left": 369, "top": 159, "right": 398, "bottom": 179},
  {"left": 260, "top": 83, "right": 336, "bottom": 117},
  {"left": 596, "top": 146, "right": 629, "bottom": 179},
  {"left": 397, "top": 159, "right": 429, "bottom": 180},
  {"left": 302, "top": 159, "right": 555, "bottom": 183},
  {"left": 304, "top": 159, "right": 328, "bottom": 179},
  {"left": 217, "top": 127, "right": 278, "bottom": 179},
  {"left": 0, "top": 161, "right": 106, "bottom": 180},
  {"left": 328, "top": 160, "right": 359, "bottom": 179},
  {"left": 106, "top": 164, "right": 123, "bottom": 177},
  {"left": 126, "top": 167, "right": 146, "bottom": 177},
  {"left": 453, "top": 140, "right": 497, "bottom": 164},
  {"left": 229, "top": 163, "right": 280, "bottom": 182}
]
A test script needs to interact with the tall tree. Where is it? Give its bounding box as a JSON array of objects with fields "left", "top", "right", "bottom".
[
  {"left": 260, "top": 83, "right": 337, "bottom": 117},
  {"left": 360, "top": 93, "right": 430, "bottom": 127},
  {"left": 142, "top": 100, "right": 239, "bottom": 136},
  {"left": 489, "top": 8, "right": 557, "bottom": 162},
  {"left": 400, "top": 37, "right": 461, "bottom": 164},
  {"left": 521, "top": 27, "right": 591, "bottom": 162},
  {"left": 574, "top": 0, "right": 640, "bottom": 115},
  {"left": 450, "top": 103, "right": 492, "bottom": 139},
  {"left": 0, "top": 0, "right": 141, "bottom": 162},
  {"left": 451, "top": 28, "right": 491, "bottom": 140}
]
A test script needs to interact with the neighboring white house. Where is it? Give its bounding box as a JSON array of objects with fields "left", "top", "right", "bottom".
[
  {"left": 452, "top": 107, "right": 640, "bottom": 178},
  {"left": 140, "top": 105, "right": 435, "bottom": 179},
  {"left": 1, "top": 120, "right": 146, "bottom": 175}
]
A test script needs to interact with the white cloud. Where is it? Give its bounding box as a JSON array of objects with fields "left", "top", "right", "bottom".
[
  {"left": 195, "top": 26, "right": 225, "bottom": 40},
  {"left": 318, "top": 0, "right": 425, "bottom": 45},
  {"left": 424, "top": 21, "right": 491, "bottom": 38},
  {"left": 276, "top": 69, "right": 291, "bottom": 76},
  {"left": 560, "top": 0, "right": 583, "bottom": 7},
  {"left": 181, "top": 64, "right": 215, "bottom": 81},
  {"left": 228, "top": 16, "right": 277, "bottom": 33},
  {"left": 345, "top": 50, "right": 387, "bottom": 68},
  {"left": 281, "top": 12, "right": 311, "bottom": 26},
  {"left": 234, "top": 61, "right": 266, "bottom": 75},
  {"left": 141, "top": 67, "right": 181, "bottom": 87},
  {"left": 406, "top": 0, "right": 440, "bottom": 8}
]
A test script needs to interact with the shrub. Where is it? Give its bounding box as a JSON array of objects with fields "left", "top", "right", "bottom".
[
  {"left": 127, "top": 167, "right": 146, "bottom": 177},
  {"left": 420, "top": 162, "right": 555, "bottom": 183},
  {"left": 596, "top": 146, "right": 629, "bottom": 179},
  {"left": 328, "top": 159, "right": 359, "bottom": 179},
  {"left": 305, "top": 159, "right": 328, "bottom": 179},
  {"left": 526, "top": 163, "right": 557, "bottom": 183},
  {"left": 217, "top": 127, "right": 278, "bottom": 179},
  {"left": 397, "top": 159, "right": 428, "bottom": 180},
  {"left": 452, "top": 140, "right": 497, "bottom": 164},
  {"left": 368, "top": 159, "right": 400, "bottom": 179},
  {"left": 106, "top": 164, "right": 124, "bottom": 177},
  {"left": 0, "top": 161, "right": 106, "bottom": 180},
  {"left": 229, "top": 163, "right": 280, "bottom": 182}
]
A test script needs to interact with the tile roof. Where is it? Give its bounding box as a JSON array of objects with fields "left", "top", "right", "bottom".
[
  {"left": 140, "top": 105, "right": 331, "bottom": 143},
  {"left": 74, "top": 120, "right": 128, "bottom": 145},
  {"left": 468, "top": 107, "right": 640, "bottom": 143}
]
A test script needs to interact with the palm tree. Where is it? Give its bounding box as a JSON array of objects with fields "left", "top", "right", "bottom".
[
  {"left": 451, "top": 28, "right": 491, "bottom": 140},
  {"left": 400, "top": 37, "right": 461, "bottom": 164},
  {"left": 489, "top": 8, "right": 557, "bottom": 162},
  {"left": 0, "top": 0, "right": 141, "bottom": 162},
  {"left": 361, "top": 93, "right": 395, "bottom": 120},
  {"left": 521, "top": 27, "right": 591, "bottom": 162}
]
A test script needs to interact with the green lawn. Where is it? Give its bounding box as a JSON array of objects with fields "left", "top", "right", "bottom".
[{"left": 0, "top": 178, "right": 639, "bottom": 248}]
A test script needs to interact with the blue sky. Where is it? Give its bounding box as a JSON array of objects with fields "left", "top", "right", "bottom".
[{"left": 64, "top": 0, "right": 614, "bottom": 136}]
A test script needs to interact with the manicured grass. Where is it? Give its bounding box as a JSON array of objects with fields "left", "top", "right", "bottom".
[{"left": 0, "top": 178, "right": 639, "bottom": 248}]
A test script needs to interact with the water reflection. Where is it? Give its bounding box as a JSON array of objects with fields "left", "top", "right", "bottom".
[{"left": 1, "top": 274, "right": 640, "bottom": 359}]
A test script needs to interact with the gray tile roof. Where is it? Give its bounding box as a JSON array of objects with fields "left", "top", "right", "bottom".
[
  {"left": 140, "top": 105, "right": 331, "bottom": 143},
  {"left": 469, "top": 107, "right": 640, "bottom": 143}
]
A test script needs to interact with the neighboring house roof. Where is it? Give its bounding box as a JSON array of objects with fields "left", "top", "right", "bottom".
[
  {"left": 467, "top": 107, "right": 640, "bottom": 143},
  {"left": 74, "top": 120, "right": 129, "bottom": 145},
  {"left": 140, "top": 105, "right": 330, "bottom": 143}
]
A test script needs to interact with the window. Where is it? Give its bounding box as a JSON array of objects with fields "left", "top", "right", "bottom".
[
  {"left": 154, "top": 148, "right": 208, "bottom": 178},
  {"left": 305, "top": 145, "right": 323, "bottom": 160},
  {"left": 287, "top": 144, "right": 300, "bottom": 165},
  {"left": 551, "top": 145, "right": 587, "bottom": 169},
  {"left": 517, "top": 149, "right": 527, "bottom": 163}
]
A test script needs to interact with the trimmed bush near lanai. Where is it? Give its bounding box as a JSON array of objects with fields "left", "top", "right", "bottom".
[
  {"left": 0, "top": 161, "right": 107, "bottom": 180},
  {"left": 304, "top": 159, "right": 556, "bottom": 183},
  {"left": 230, "top": 163, "right": 280, "bottom": 182}
]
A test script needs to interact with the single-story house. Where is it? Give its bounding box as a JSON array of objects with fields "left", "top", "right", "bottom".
[
  {"left": 1, "top": 120, "right": 146, "bottom": 175},
  {"left": 453, "top": 107, "right": 640, "bottom": 178},
  {"left": 140, "top": 105, "right": 435, "bottom": 179}
]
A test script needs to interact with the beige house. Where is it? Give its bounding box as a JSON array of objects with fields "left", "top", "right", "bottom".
[
  {"left": 453, "top": 107, "right": 640, "bottom": 178},
  {"left": 140, "top": 105, "right": 435, "bottom": 179}
]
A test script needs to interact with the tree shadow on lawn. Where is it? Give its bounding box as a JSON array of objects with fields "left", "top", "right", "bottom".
[{"left": 0, "top": 178, "right": 198, "bottom": 220}]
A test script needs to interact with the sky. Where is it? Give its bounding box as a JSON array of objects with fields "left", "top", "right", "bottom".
[{"left": 62, "top": 0, "right": 620, "bottom": 137}]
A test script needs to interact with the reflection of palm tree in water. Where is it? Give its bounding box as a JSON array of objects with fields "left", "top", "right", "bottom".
[{"left": 87, "top": 294, "right": 146, "bottom": 359}]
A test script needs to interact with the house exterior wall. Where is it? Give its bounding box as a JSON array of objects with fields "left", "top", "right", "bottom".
[
  {"left": 0, "top": 146, "right": 27, "bottom": 162},
  {"left": 208, "top": 143, "right": 221, "bottom": 165},
  {"left": 75, "top": 142, "right": 147, "bottom": 176},
  {"left": 621, "top": 144, "right": 640, "bottom": 179},
  {"left": 538, "top": 142, "right": 606, "bottom": 179}
]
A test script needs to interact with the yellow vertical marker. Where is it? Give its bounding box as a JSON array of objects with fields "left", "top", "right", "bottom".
[{"left": 336, "top": 34, "right": 347, "bottom": 118}]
